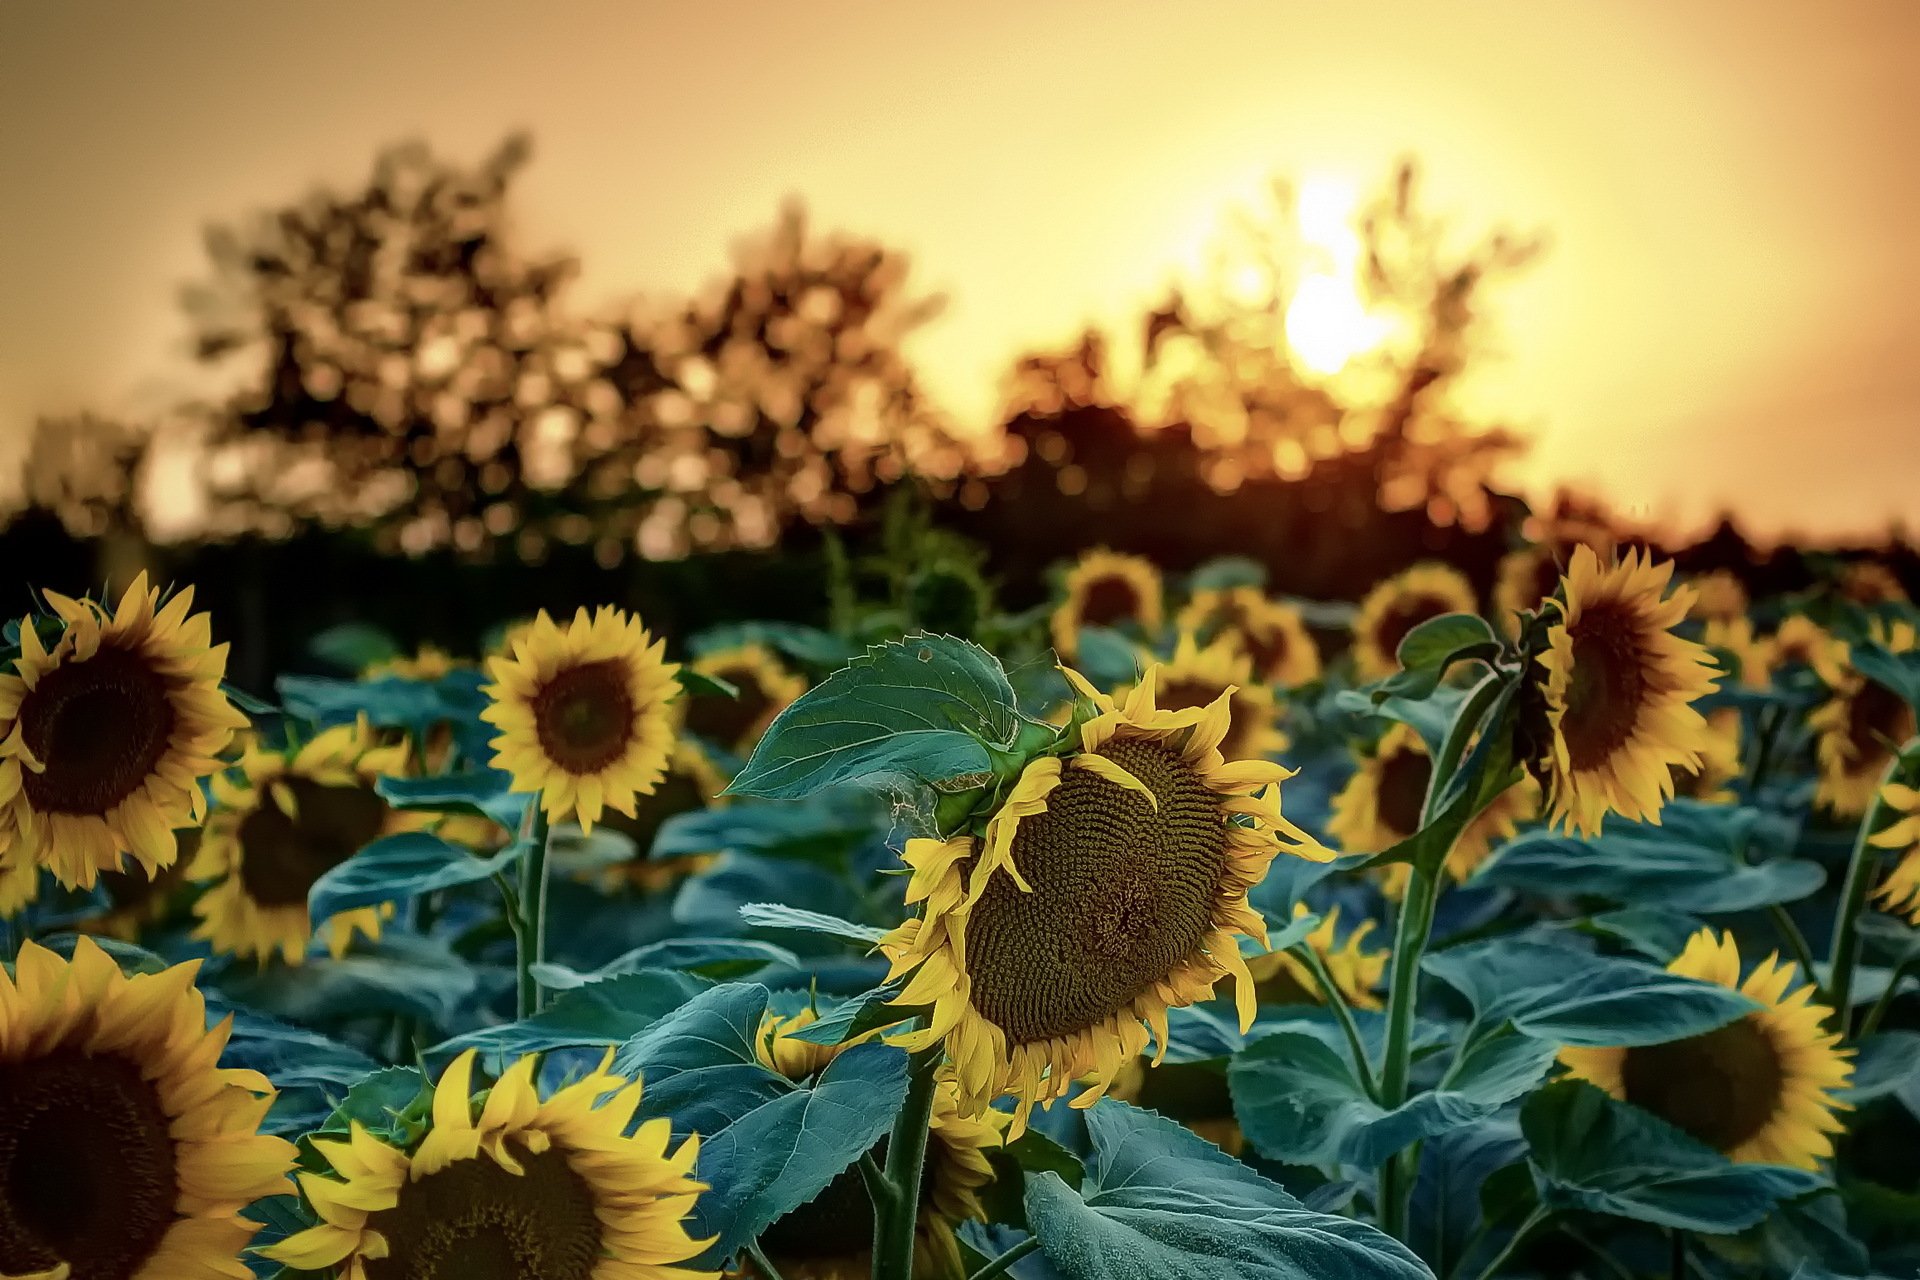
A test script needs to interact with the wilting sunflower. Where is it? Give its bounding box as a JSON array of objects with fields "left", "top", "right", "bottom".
[
  {"left": 1703, "top": 617, "right": 1775, "bottom": 689},
  {"left": 1669, "top": 709, "right": 1744, "bottom": 804},
  {"left": 1350, "top": 563, "right": 1478, "bottom": 681},
  {"left": 1841, "top": 560, "right": 1908, "bottom": 605},
  {"left": 0, "top": 573, "right": 247, "bottom": 889},
  {"left": 1536, "top": 547, "right": 1720, "bottom": 836},
  {"left": 1175, "top": 586, "right": 1322, "bottom": 688},
  {"left": 0, "top": 937, "right": 294, "bottom": 1280},
  {"left": 882, "top": 665, "right": 1329, "bottom": 1133},
  {"left": 191, "top": 721, "right": 421, "bottom": 965},
  {"left": 1049, "top": 549, "right": 1164, "bottom": 661},
  {"left": 594, "top": 739, "right": 729, "bottom": 893},
  {"left": 482, "top": 607, "right": 682, "bottom": 833},
  {"left": 1687, "top": 570, "right": 1750, "bottom": 623},
  {"left": 1559, "top": 928, "right": 1851, "bottom": 1170},
  {"left": 682, "top": 643, "right": 806, "bottom": 757},
  {"left": 1871, "top": 780, "right": 1920, "bottom": 923},
  {"left": 1771, "top": 615, "right": 1847, "bottom": 683},
  {"left": 1810, "top": 620, "right": 1918, "bottom": 818},
  {"left": 1327, "top": 723, "right": 1537, "bottom": 895},
  {"left": 1247, "top": 902, "right": 1387, "bottom": 1010},
  {"left": 266, "top": 1048, "right": 713, "bottom": 1280},
  {"left": 1122, "top": 632, "right": 1288, "bottom": 761}
]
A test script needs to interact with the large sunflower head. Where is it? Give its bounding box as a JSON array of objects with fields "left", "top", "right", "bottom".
[
  {"left": 1049, "top": 549, "right": 1164, "bottom": 660},
  {"left": 1810, "top": 619, "right": 1918, "bottom": 818},
  {"left": 0, "top": 937, "right": 294, "bottom": 1279},
  {"left": 1329, "top": 724, "right": 1537, "bottom": 895},
  {"left": 1669, "top": 708, "right": 1744, "bottom": 805},
  {"left": 1247, "top": 902, "right": 1388, "bottom": 1010},
  {"left": 0, "top": 574, "right": 248, "bottom": 889},
  {"left": 1871, "top": 780, "right": 1920, "bottom": 923},
  {"left": 1121, "top": 632, "right": 1288, "bottom": 762},
  {"left": 594, "top": 739, "right": 730, "bottom": 893},
  {"left": 1536, "top": 547, "right": 1721, "bottom": 836},
  {"left": 1558, "top": 929, "right": 1852, "bottom": 1170},
  {"left": 266, "top": 1048, "right": 713, "bottom": 1280},
  {"left": 1702, "top": 616, "right": 1775, "bottom": 690},
  {"left": 881, "top": 664, "right": 1330, "bottom": 1133},
  {"left": 682, "top": 644, "right": 806, "bottom": 758},
  {"left": 1350, "top": 564, "right": 1478, "bottom": 681},
  {"left": 190, "top": 720, "right": 420, "bottom": 965},
  {"left": 482, "top": 607, "right": 682, "bottom": 833},
  {"left": 1687, "top": 570, "right": 1750, "bottom": 623},
  {"left": 1175, "top": 587, "right": 1322, "bottom": 688}
]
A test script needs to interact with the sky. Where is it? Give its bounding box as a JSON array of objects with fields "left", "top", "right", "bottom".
[{"left": 1, "top": 0, "right": 1915, "bottom": 540}]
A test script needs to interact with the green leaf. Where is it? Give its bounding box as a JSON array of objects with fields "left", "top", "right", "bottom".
[
  {"left": 1581, "top": 908, "right": 1706, "bottom": 963},
  {"left": 737, "top": 902, "right": 888, "bottom": 946},
  {"left": 784, "top": 983, "right": 909, "bottom": 1047},
  {"left": 1231, "top": 1026, "right": 1555, "bottom": 1167},
  {"left": 1855, "top": 910, "right": 1920, "bottom": 967},
  {"left": 1022, "top": 1101, "right": 1431, "bottom": 1280},
  {"left": 1841, "top": 1031, "right": 1920, "bottom": 1103},
  {"left": 1397, "top": 612, "right": 1499, "bottom": 672},
  {"left": 691, "top": 621, "right": 855, "bottom": 669},
  {"left": 614, "top": 983, "right": 911, "bottom": 1269},
  {"left": 1331, "top": 683, "right": 1467, "bottom": 760},
  {"left": 308, "top": 832, "right": 522, "bottom": 928},
  {"left": 378, "top": 769, "right": 531, "bottom": 832},
  {"left": 728, "top": 634, "right": 1020, "bottom": 799},
  {"left": 1522, "top": 1081, "right": 1822, "bottom": 1233},
  {"left": 1071, "top": 624, "right": 1144, "bottom": 690},
  {"left": 533, "top": 939, "right": 800, "bottom": 991},
  {"left": 1187, "top": 556, "right": 1267, "bottom": 593},
  {"left": 678, "top": 668, "right": 740, "bottom": 700},
  {"left": 1850, "top": 640, "right": 1920, "bottom": 719},
  {"left": 309, "top": 622, "right": 401, "bottom": 673},
  {"left": 211, "top": 934, "right": 477, "bottom": 1027},
  {"left": 428, "top": 970, "right": 712, "bottom": 1071}
]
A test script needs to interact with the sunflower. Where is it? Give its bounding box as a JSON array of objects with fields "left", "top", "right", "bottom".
[
  {"left": 190, "top": 721, "right": 422, "bottom": 965},
  {"left": 595, "top": 739, "right": 730, "bottom": 893},
  {"left": 682, "top": 644, "right": 806, "bottom": 757},
  {"left": 0, "top": 937, "right": 295, "bottom": 1280},
  {"left": 1559, "top": 928, "right": 1852, "bottom": 1170},
  {"left": 740, "top": 1019, "right": 1007, "bottom": 1280},
  {"left": 0, "top": 857, "right": 38, "bottom": 918},
  {"left": 1870, "top": 780, "right": 1920, "bottom": 924},
  {"left": 482, "top": 607, "right": 682, "bottom": 833},
  {"left": 1703, "top": 617, "right": 1774, "bottom": 689},
  {"left": 1688, "top": 570, "right": 1750, "bottom": 623},
  {"left": 1841, "top": 560, "right": 1907, "bottom": 605},
  {"left": 1536, "top": 547, "right": 1721, "bottom": 836},
  {"left": 1770, "top": 615, "right": 1847, "bottom": 683},
  {"left": 1669, "top": 708, "right": 1744, "bottom": 804},
  {"left": 1121, "top": 632, "right": 1288, "bottom": 761},
  {"left": 1049, "top": 549, "right": 1164, "bottom": 661},
  {"left": 1327, "top": 723, "right": 1537, "bottom": 895},
  {"left": 1247, "top": 902, "right": 1387, "bottom": 1010},
  {"left": 1492, "top": 544, "right": 1566, "bottom": 638},
  {"left": 1175, "top": 587, "right": 1322, "bottom": 688},
  {"left": 1350, "top": 563, "right": 1478, "bottom": 681},
  {"left": 265, "top": 1048, "right": 714, "bottom": 1280},
  {"left": 1810, "top": 619, "right": 1918, "bottom": 818},
  {"left": 881, "top": 665, "right": 1330, "bottom": 1133},
  {"left": 83, "top": 832, "right": 195, "bottom": 940},
  {"left": 362, "top": 645, "right": 464, "bottom": 681},
  {"left": 0, "top": 573, "right": 248, "bottom": 889}
]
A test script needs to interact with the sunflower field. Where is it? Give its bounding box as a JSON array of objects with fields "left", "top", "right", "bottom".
[{"left": 3, "top": 534, "right": 1920, "bottom": 1280}]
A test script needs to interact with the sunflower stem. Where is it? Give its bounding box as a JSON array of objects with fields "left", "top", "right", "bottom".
[
  {"left": 745, "top": 1239, "right": 789, "bottom": 1280},
  {"left": 969, "top": 1236, "right": 1041, "bottom": 1280},
  {"left": 1826, "top": 755, "right": 1903, "bottom": 1033},
  {"left": 515, "top": 804, "right": 552, "bottom": 1020},
  {"left": 1859, "top": 955, "right": 1913, "bottom": 1038},
  {"left": 1670, "top": 1228, "right": 1687, "bottom": 1280},
  {"left": 872, "top": 1046, "right": 943, "bottom": 1280},
  {"left": 1467, "top": 1205, "right": 1552, "bottom": 1280},
  {"left": 1294, "top": 943, "right": 1379, "bottom": 1100},
  {"left": 1377, "top": 857, "right": 1443, "bottom": 1241},
  {"left": 1766, "top": 904, "right": 1820, "bottom": 986}
]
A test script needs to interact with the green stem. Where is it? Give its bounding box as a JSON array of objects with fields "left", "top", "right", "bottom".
[
  {"left": 1670, "top": 1228, "right": 1687, "bottom": 1280},
  {"left": 1826, "top": 756, "right": 1902, "bottom": 1031},
  {"left": 1377, "top": 860, "right": 1442, "bottom": 1241},
  {"left": 1558, "top": 1225, "right": 1636, "bottom": 1280},
  {"left": 1295, "top": 943, "right": 1379, "bottom": 1099},
  {"left": 1743, "top": 702, "right": 1784, "bottom": 792},
  {"left": 1767, "top": 904, "right": 1820, "bottom": 985},
  {"left": 745, "top": 1239, "right": 789, "bottom": 1280},
  {"left": 1859, "top": 955, "right": 1913, "bottom": 1038},
  {"left": 1468, "top": 1206, "right": 1552, "bottom": 1280},
  {"left": 968, "top": 1237, "right": 1041, "bottom": 1280},
  {"left": 1422, "top": 669, "right": 1507, "bottom": 824},
  {"left": 515, "top": 805, "right": 552, "bottom": 1020},
  {"left": 872, "top": 1047, "right": 943, "bottom": 1280}
]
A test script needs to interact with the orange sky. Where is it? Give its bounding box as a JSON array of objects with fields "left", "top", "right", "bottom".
[{"left": 2, "top": 0, "right": 1915, "bottom": 540}]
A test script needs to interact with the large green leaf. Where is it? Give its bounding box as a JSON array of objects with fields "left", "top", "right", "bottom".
[
  {"left": 728, "top": 634, "right": 1021, "bottom": 799},
  {"left": 211, "top": 934, "right": 477, "bottom": 1027},
  {"left": 427, "top": 970, "right": 711, "bottom": 1070},
  {"left": 614, "top": 983, "right": 911, "bottom": 1268},
  {"left": 1849, "top": 639, "right": 1920, "bottom": 718},
  {"left": 533, "top": 940, "right": 799, "bottom": 991},
  {"left": 1022, "top": 1101, "right": 1432, "bottom": 1280},
  {"left": 378, "top": 769, "right": 531, "bottom": 832},
  {"left": 1522, "top": 1081, "right": 1822, "bottom": 1233},
  {"left": 1230, "top": 1026, "right": 1555, "bottom": 1167},
  {"left": 308, "top": 832, "right": 522, "bottom": 928}
]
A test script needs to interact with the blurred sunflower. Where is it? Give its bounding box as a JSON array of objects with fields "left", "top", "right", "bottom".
[
  {"left": 683, "top": 643, "right": 806, "bottom": 757},
  {"left": 1536, "top": 548, "right": 1720, "bottom": 836},
  {"left": 1841, "top": 560, "right": 1908, "bottom": 605},
  {"left": 1350, "top": 563, "right": 1477, "bottom": 681},
  {"left": 265, "top": 1049, "right": 712, "bottom": 1280},
  {"left": 1123, "top": 632, "right": 1287, "bottom": 761},
  {"left": 1703, "top": 616, "right": 1775, "bottom": 689},
  {"left": 1688, "top": 570, "right": 1750, "bottom": 623},
  {"left": 0, "top": 574, "right": 247, "bottom": 889},
  {"left": 741, "top": 1018, "right": 1007, "bottom": 1280},
  {"left": 83, "top": 834, "right": 195, "bottom": 940},
  {"left": 1771, "top": 615, "right": 1847, "bottom": 682},
  {"left": 362, "top": 644, "right": 464, "bottom": 681},
  {"left": 1175, "top": 586, "right": 1321, "bottom": 688},
  {"left": 1327, "top": 723, "right": 1536, "bottom": 894},
  {"left": 0, "top": 937, "right": 294, "bottom": 1279},
  {"left": 1049, "top": 549, "right": 1163, "bottom": 660},
  {"left": 482, "top": 607, "right": 681, "bottom": 833},
  {"left": 0, "top": 856, "right": 37, "bottom": 917},
  {"left": 1871, "top": 780, "right": 1920, "bottom": 923},
  {"left": 190, "top": 721, "right": 421, "bottom": 965},
  {"left": 881, "top": 665, "right": 1329, "bottom": 1133},
  {"left": 1105, "top": 1056, "right": 1244, "bottom": 1155},
  {"left": 1669, "top": 709, "right": 1744, "bottom": 804},
  {"left": 595, "top": 739, "right": 729, "bottom": 893},
  {"left": 1810, "top": 620, "right": 1918, "bottom": 817},
  {"left": 1247, "top": 902, "right": 1387, "bottom": 1010},
  {"left": 1492, "top": 543, "right": 1565, "bottom": 638},
  {"left": 1559, "top": 928, "right": 1851, "bottom": 1169}
]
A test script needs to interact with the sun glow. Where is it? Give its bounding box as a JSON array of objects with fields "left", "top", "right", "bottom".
[{"left": 1283, "top": 177, "right": 1400, "bottom": 376}]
